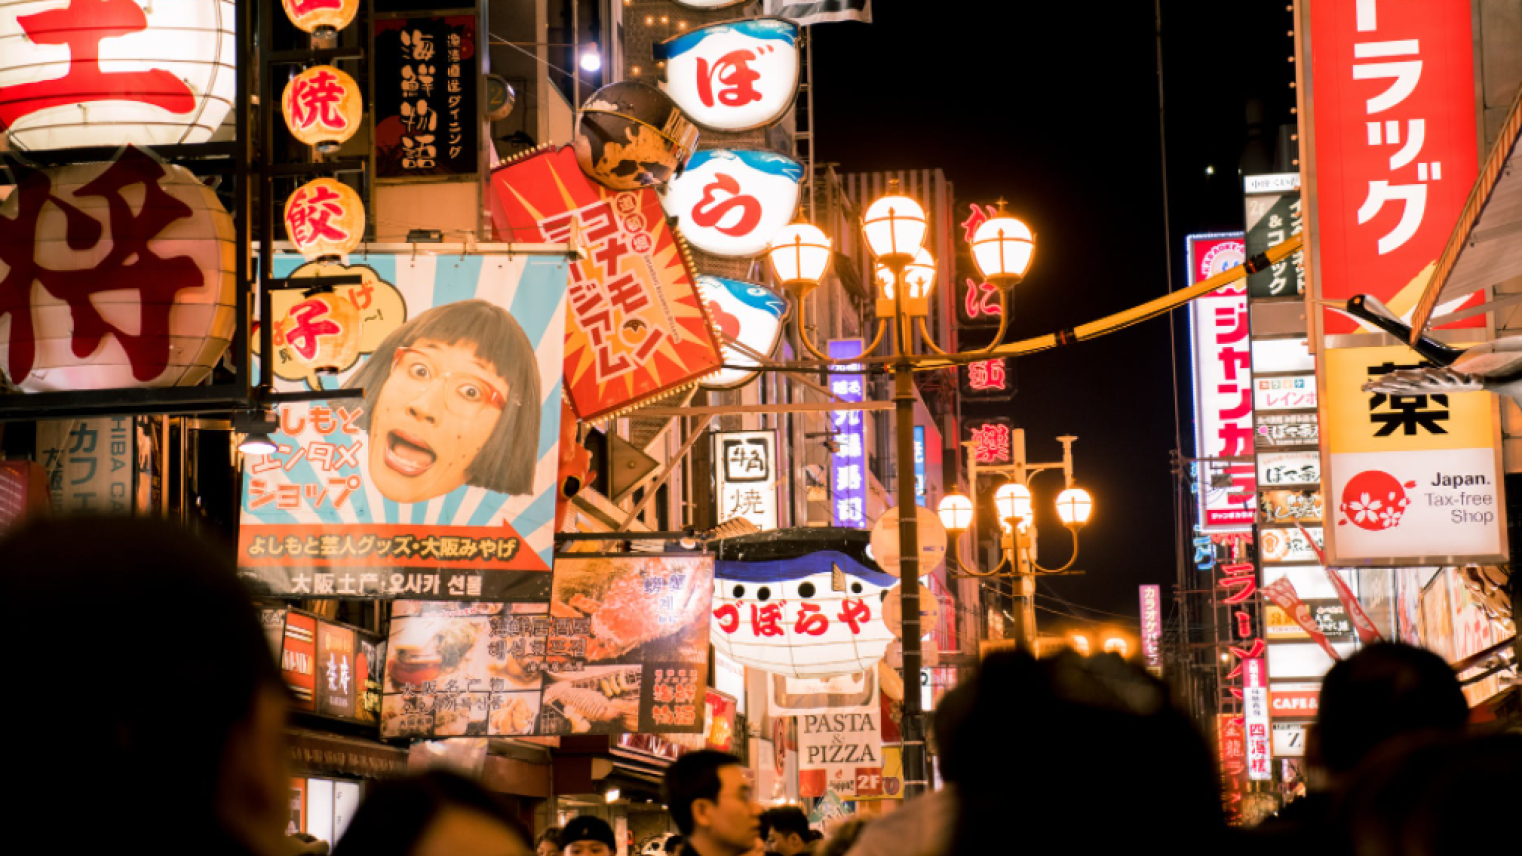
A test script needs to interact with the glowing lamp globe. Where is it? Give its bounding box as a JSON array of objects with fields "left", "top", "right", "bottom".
[
  {"left": 284, "top": 177, "right": 365, "bottom": 261},
  {"left": 862, "top": 192, "right": 926, "bottom": 262},
  {"left": 282, "top": 65, "right": 363, "bottom": 153},
  {"left": 1055, "top": 487, "right": 1094, "bottom": 528},
  {"left": 0, "top": 148, "right": 236, "bottom": 392},
  {"left": 0, "top": 0, "right": 237, "bottom": 151},
  {"left": 875, "top": 248, "right": 936, "bottom": 301},
  {"left": 972, "top": 212, "right": 1035, "bottom": 287},
  {"left": 275, "top": 289, "right": 362, "bottom": 376},
  {"left": 282, "top": 0, "right": 359, "bottom": 40},
  {"left": 937, "top": 494, "right": 974, "bottom": 532},
  {"left": 766, "top": 223, "right": 832, "bottom": 291},
  {"left": 994, "top": 482, "right": 1033, "bottom": 523}
]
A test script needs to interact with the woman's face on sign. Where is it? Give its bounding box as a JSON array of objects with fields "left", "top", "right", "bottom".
[{"left": 368, "top": 338, "right": 509, "bottom": 503}]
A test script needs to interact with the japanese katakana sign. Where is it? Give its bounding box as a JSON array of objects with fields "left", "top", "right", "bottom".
[
  {"left": 714, "top": 430, "right": 778, "bottom": 532},
  {"left": 238, "top": 249, "right": 571, "bottom": 600},
  {"left": 380, "top": 555, "right": 714, "bottom": 737},
  {"left": 489, "top": 146, "right": 725, "bottom": 421},
  {"left": 1187, "top": 233, "right": 1253, "bottom": 531},
  {"left": 374, "top": 15, "right": 478, "bottom": 178},
  {"left": 36, "top": 417, "right": 134, "bottom": 514},
  {"left": 827, "top": 339, "right": 868, "bottom": 528},
  {"left": 712, "top": 551, "right": 899, "bottom": 679},
  {"left": 1320, "top": 344, "right": 1505, "bottom": 564}
]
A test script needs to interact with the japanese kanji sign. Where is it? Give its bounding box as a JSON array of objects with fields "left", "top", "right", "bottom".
[
  {"left": 963, "top": 418, "right": 1013, "bottom": 465},
  {"left": 655, "top": 18, "right": 800, "bottom": 132},
  {"left": 714, "top": 430, "right": 778, "bottom": 532},
  {"left": 374, "top": 15, "right": 478, "bottom": 178},
  {"left": 1243, "top": 658, "right": 1271, "bottom": 781},
  {"left": 269, "top": 607, "right": 383, "bottom": 725},
  {"left": 828, "top": 339, "right": 868, "bottom": 528},
  {"left": 1304, "top": 0, "right": 1482, "bottom": 333},
  {"left": 489, "top": 146, "right": 725, "bottom": 421},
  {"left": 1187, "top": 233, "right": 1253, "bottom": 531},
  {"left": 1321, "top": 344, "right": 1505, "bottom": 564},
  {"left": 0, "top": 146, "right": 237, "bottom": 392},
  {"left": 0, "top": 0, "right": 237, "bottom": 151},
  {"left": 380, "top": 555, "right": 714, "bottom": 737},
  {"left": 238, "top": 249, "right": 571, "bottom": 600},
  {"left": 661, "top": 149, "right": 803, "bottom": 258},
  {"left": 712, "top": 551, "right": 899, "bottom": 679}
]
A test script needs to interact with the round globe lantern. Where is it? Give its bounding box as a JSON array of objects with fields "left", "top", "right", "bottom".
[
  {"left": 282, "top": 0, "right": 359, "bottom": 40},
  {"left": 282, "top": 64, "right": 363, "bottom": 153},
  {"left": 0, "top": 0, "right": 237, "bottom": 151},
  {"left": 284, "top": 177, "right": 365, "bottom": 261}
]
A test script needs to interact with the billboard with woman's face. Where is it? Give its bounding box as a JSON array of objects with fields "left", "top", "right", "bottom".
[{"left": 237, "top": 249, "right": 569, "bottom": 601}]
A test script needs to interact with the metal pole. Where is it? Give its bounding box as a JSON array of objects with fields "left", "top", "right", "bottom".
[{"left": 892, "top": 259, "right": 928, "bottom": 798}]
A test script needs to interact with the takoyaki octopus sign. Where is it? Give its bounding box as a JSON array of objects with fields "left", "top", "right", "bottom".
[{"left": 712, "top": 551, "right": 900, "bottom": 679}]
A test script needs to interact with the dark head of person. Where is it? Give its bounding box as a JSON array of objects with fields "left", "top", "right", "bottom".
[
  {"left": 333, "top": 770, "right": 530, "bottom": 856},
  {"left": 761, "top": 806, "right": 810, "bottom": 856},
  {"left": 945, "top": 650, "right": 1225, "bottom": 856},
  {"left": 1, "top": 517, "right": 290, "bottom": 856},
  {"left": 663, "top": 750, "right": 761, "bottom": 856},
  {"left": 1313, "top": 642, "right": 1469, "bottom": 781},
  {"left": 559, "top": 816, "right": 616, "bottom": 856},
  {"left": 536, "top": 828, "right": 563, "bottom": 856},
  {"left": 664, "top": 834, "right": 685, "bottom": 856}
]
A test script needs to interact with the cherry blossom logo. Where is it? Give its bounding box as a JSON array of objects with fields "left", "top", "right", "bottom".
[{"left": 1338, "top": 470, "right": 1416, "bottom": 532}]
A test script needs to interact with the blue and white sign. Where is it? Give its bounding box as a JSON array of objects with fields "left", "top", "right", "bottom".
[
  {"left": 662, "top": 149, "right": 803, "bottom": 257},
  {"left": 697, "top": 275, "right": 788, "bottom": 390},
  {"left": 828, "top": 339, "right": 866, "bottom": 528},
  {"left": 655, "top": 18, "right": 801, "bottom": 132}
]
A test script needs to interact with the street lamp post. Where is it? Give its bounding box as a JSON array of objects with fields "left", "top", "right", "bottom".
[
  {"left": 938, "top": 431, "right": 1094, "bottom": 649},
  {"left": 766, "top": 184, "right": 1034, "bottom": 801}
]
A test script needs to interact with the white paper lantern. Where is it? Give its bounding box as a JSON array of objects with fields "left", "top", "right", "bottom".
[
  {"left": 711, "top": 551, "right": 899, "bottom": 679},
  {"left": 282, "top": 0, "right": 359, "bottom": 39},
  {"left": 284, "top": 177, "right": 365, "bottom": 260},
  {"left": 661, "top": 149, "right": 803, "bottom": 258},
  {"left": 0, "top": 0, "right": 237, "bottom": 151},
  {"left": 0, "top": 146, "right": 236, "bottom": 392},
  {"left": 655, "top": 18, "right": 800, "bottom": 132}
]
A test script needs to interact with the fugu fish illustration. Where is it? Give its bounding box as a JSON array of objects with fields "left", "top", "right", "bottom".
[
  {"left": 711, "top": 550, "right": 899, "bottom": 679},
  {"left": 661, "top": 149, "right": 804, "bottom": 257},
  {"left": 697, "top": 275, "right": 788, "bottom": 390},
  {"left": 654, "top": 19, "right": 801, "bottom": 133}
]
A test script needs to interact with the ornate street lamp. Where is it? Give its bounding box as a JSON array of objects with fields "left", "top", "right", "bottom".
[{"left": 765, "top": 178, "right": 1036, "bottom": 801}]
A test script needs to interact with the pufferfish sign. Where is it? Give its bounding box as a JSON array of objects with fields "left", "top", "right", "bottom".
[
  {"left": 712, "top": 551, "right": 899, "bottom": 679},
  {"left": 661, "top": 150, "right": 803, "bottom": 258}
]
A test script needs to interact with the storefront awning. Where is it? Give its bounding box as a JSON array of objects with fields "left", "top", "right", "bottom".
[{"left": 1412, "top": 84, "right": 1522, "bottom": 336}]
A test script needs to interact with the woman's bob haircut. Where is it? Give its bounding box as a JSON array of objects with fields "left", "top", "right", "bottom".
[{"left": 345, "top": 300, "right": 542, "bottom": 496}]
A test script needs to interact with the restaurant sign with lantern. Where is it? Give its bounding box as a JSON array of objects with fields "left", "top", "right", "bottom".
[{"left": 661, "top": 149, "right": 804, "bottom": 258}]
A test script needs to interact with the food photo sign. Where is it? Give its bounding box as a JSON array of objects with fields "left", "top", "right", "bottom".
[
  {"left": 380, "top": 554, "right": 715, "bottom": 738},
  {"left": 237, "top": 249, "right": 570, "bottom": 601}
]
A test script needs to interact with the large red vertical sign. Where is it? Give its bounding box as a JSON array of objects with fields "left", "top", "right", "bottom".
[{"left": 1309, "top": 0, "right": 1479, "bottom": 333}]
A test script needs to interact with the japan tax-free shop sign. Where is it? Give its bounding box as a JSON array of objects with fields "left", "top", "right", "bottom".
[
  {"left": 1300, "top": 0, "right": 1506, "bottom": 564},
  {"left": 237, "top": 249, "right": 570, "bottom": 600}
]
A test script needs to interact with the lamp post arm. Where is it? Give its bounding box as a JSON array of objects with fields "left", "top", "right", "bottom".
[
  {"left": 913, "top": 291, "right": 1010, "bottom": 360},
  {"left": 915, "top": 316, "right": 951, "bottom": 357},
  {"left": 796, "top": 292, "right": 890, "bottom": 363},
  {"left": 1022, "top": 526, "right": 1082, "bottom": 574},
  {"left": 946, "top": 528, "right": 1010, "bottom": 577}
]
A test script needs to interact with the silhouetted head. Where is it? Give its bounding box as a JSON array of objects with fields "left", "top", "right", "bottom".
[
  {"left": 663, "top": 750, "right": 760, "bottom": 855},
  {"left": 761, "top": 806, "right": 810, "bottom": 856},
  {"left": 333, "top": 771, "right": 530, "bottom": 856},
  {"left": 1313, "top": 642, "right": 1468, "bottom": 778}
]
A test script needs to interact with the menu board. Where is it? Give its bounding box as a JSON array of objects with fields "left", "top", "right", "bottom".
[
  {"left": 374, "top": 16, "right": 479, "bottom": 178},
  {"left": 381, "top": 555, "right": 715, "bottom": 737},
  {"left": 267, "top": 608, "right": 384, "bottom": 725}
]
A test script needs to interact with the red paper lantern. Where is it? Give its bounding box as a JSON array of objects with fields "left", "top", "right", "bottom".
[
  {"left": 282, "top": 64, "right": 363, "bottom": 152},
  {"left": 284, "top": 177, "right": 365, "bottom": 260},
  {"left": 282, "top": 0, "right": 359, "bottom": 40},
  {"left": 275, "top": 288, "right": 362, "bottom": 376}
]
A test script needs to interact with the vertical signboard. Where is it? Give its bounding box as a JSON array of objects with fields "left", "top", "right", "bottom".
[
  {"left": 1243, "top": 658, "right": 1271, "bottom": 781},
  {"left": 714, "top": 430, "right": 779, "bottom": 531},
  {"left": 1244, "top": 174, "right": 1304, "bottom": 299},
  {"left": 36, "top": 418, "right": 135, "bottom": 514},
  {"left": 828, "top": 340, "right": 867, "bottom": 528},
  {"left": 374, "top": 15, "right": 480, "bottom": 178},
  {"left": 1186, "top": 233, "right": 1253, "bottom": 531},
  {"left": 913, "top": 425, "right": 927, "bottom": 507},
  {"left": 1139, "top": 584, "right": 1162, "bottom": 676}
]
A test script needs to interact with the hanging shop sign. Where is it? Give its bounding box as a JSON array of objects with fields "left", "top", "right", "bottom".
[
  {"left": 1258, "top": 451, "right": 1320, "bottom": 487},
  {"left": 956, "top": 202, "right": 1004, "bottom": 329},
  {"left": 1322, "top": 345, "right": 1506, "bottom": 564},
  {"left": 0, "top": 0, "right": 237, "bottom": 151},
  {"left": 661, "top": 150, "right": 803, "bottom": 257},
  {"left": 1258, "top": 526, "right": 1322, "bottom": 565},
  {"left": 274, "top": 288, "right": 363, "bottom": 379},
  {"left": 0, "top": 146, "right": 237, "bottom": 392},
  {"left": 1305, "top": 0, "right": 1481, "bottom": 333},
  {"left": 798, "top": 705, "right": 885, "bottom": 800},
  {"left": 1140, "top": 584, "right": 1162, "bottom": 676},
  {"left": 712, "top": 551, "right": 899, "bottom": 679},
  {"left": 1253, "top": 375, "right": 1316, "bottom": 412},
  {"left": 1218, "top": 713, "right": 1248, "bottom": 824},
  {"left": 374, "top": 15, "right": 479, "bottom": 178},
  {"left": 960, "top": 357, "right": 1012, "bottom": 400},
  {"left": 267, "top": 607, "right": 384, "bottom": 724},
  {"left": 1243, "top": 173, "right": 1303, "bottom": 299},
  {"left": 705, "top": 690, "right": 738, "bottom": 752},
  {"left": 1243, "top": 658, "right": 1271, "bottom": 781},
  {"left": 285, "top": 178, "right": 366, "bottom": 261},
  {"left": 258, "top": 261, "right": 408, "bottom": 390},
  {"left": 1266, "top": 597, "right": 1353, "bottom": 642},
  {"left": 380, "top": 555, "right": 714, "bottom": 738},
  {"left": 963, "top": 417, "right": 1013, "bottom": 465},
  {"left": 1258, "top": 489, "right": 1323, "bottom": 525},
  {"left": 654, "top": 18, "right": 801, "bottom": 132},
  {"left": 1268, "top": 683, "right": 1321, "bottom": 720},
  {"left": 1186, "top": 232, "right": 1252, "bottom": 531},
  {"left": 490, "top": 146, "right": 724, "bottom": 421},
  {"left": 768, "top": 669, "right": 878, "bottom": 715},
  {"left": 1255, "top": 413, "right": 1319, "bottom": 450},
  {"left": 714, "top": 430, "right": 779, "bottom": 532},
  {"left": 283, "top": 0, "right": 360, "bottom": 38},
  {"left": 1271, "top": 721, "right": 1308, "bottom": 759},
  {"left": 573, "top": 81, "right": 699, "bottom": 191},
  {"left": 36, "top": 418, "right": 135, "bottom": 514},
  {"left": 697, "top": 276, "right": 787, "bottom": 390},
  {"left": 283, "top": 65, "right": 364, "bottom": 153},
  {"left": 238, "top": 250, "right": 571, "bottom": 600},
  {"left": 827, "top": 339, "right": 868, "bottom": 528}
]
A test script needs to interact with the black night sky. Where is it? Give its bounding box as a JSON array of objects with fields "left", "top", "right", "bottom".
[{"left": 811, "top": 3, "right": 1297, "bottom": 624}]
